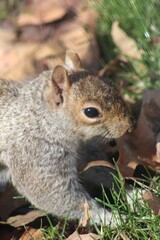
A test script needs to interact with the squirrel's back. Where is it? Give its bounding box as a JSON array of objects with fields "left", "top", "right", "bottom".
[
  {"left": 0, "top": 70, "right": 52, "bottom": 100},
  {"left": 0, "top": 78, "right": 21, "bottom": 100}
]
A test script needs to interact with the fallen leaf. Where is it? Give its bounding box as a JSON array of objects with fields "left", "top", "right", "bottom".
[
  {"left": 17, "top": 0, "right": 67, "bottom": 26},
  {"left": 143, "top": 190, "right": 160, "bottom": 215},
  {"left": 18, "top": 24, "right": 55, "bottom": 42},
  {"left": 98, "top": 57, "right": 126, "bottom": 78},
  {"left": 81, "top": 160, "right": 116, "bottom": 173},
  {"left": 0, "top": 8, "right": 100, "bottom": 79},
  {"left": 77, "top": 4, "right": 98, "bottom": 32},
  {"left": 0, "top": 42, "right": 38, "bottom": 80},
  {"left": 55, "top": 21, "right": 100, "bottom": 73},
  {"left": 79, "top": 201, "right": 90, "bottom": 227},
  {"left": 0, "top": 0, "right": 100, "bottom": 80},
  {"left": 117, "top": 89, "right": 160, "bottom": 177},
  {"left": 0, "top": 27, "right": 16, "bottom": 46},
  {"left": 7, "top": 209, "right": 45, "bottom": 227},
  {"left": 143, "top": 91, "right": 160, "bottom": 162},
  {"left": 114, "top": 231, "right": 130, "bottom": 240},
  {"left": 20, "top": 227, "right": 43, "bottom": 240},
  {"left": 119, "top": 231, "right": 130, "bottom": 240},
  {"left": 111, "top": 21, "right": 143, "bottom": 60},
  {"left": 156, "top": 141, "right": 160, "bottom": 160},
  {"left": 66, "top": 231, "right": 100, "bottom": 240}
]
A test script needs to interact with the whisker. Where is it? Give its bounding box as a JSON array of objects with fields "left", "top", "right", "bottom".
[{"left": 95, "top": 129, "right": 111, "bottom": 146}]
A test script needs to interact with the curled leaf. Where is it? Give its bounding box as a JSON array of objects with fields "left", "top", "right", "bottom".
[{"left": 111, "top": 21, "right": 143, "bottom": 59}]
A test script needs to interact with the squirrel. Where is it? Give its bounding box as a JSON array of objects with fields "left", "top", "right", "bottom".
[{"left": 0, "top": 50, "right": 134, "bottom": 224}]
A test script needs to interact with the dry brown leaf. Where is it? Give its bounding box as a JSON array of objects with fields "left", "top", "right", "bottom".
[
  {"left": 79, "top": 201, "right": 91, "bottom": 227},
  {"left": 117, "top": 89, "right": 160, "bottom": 177},
  {"left": 156, "top": 141, "right": 160, "bottom": 160},
  {"left": 35, "top": 20, "right": 100, "bottom": 72},
  {"left": 34, "top": 41, "right": 65, "bottom": 67},
  {"left": 20, "top": 227, "right": 43, "bottom": 240},
  {"left": 18, "top": 24, "right": 56, "bottom": 42},
  {"left": 111, "top": 21, "right": 143, "bottom": 60},
  {"left": 0, "top": 0, "right": 100, "bottom": 79},
  {"left": 119, "top": 231, "right": 130, "bottom": 240},
  {"left": 0, "top": 14, "right": 99, "bottom": 79},
  {"left": 81, "top": 160, "right": 115, "bottom": 173},
  {"left": 55, "top": 21, "right": 100, "bottom": 73},
  {"left": 143, "top": 190, "right": 160, "bottom": 215},
  {"left": 0, "top": 42, "right": 38, "bottom": 80},
  {"left": 114, "top": 231, "right": 130, "bottom": 240},
  {"left": 143, "top": 90, "right": 160, "bottom": 162},
  {"left": 0, "top": 28, "right": 16, "bottom": 46},
  {"left": 98, "top": 57, "right": 126, "bottom": 78},
  {"left": 0, "top": 28, "right": 16, "bottom": 66},
  {"left": 66, "top": 231, "right": 100, "bottom": 240},
  {"left": 7, "top": 209, "right": 45, "bottom": 227},
  {"left": 17, "top": 0, "right": 67, "bottom": 26},
  {"left": 77, "top": 4, "right": 98, "bottom": 32}
]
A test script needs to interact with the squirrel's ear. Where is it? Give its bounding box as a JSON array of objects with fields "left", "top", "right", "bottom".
[
  {"left": 52, "top": 65, "right": 72, "bottom": 105},
  {"left": 65, "top": 50, "right": 82, "bottom": 70}
]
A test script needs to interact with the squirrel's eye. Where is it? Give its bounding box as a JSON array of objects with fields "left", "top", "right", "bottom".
[{"left": 84, "top": 107, "right": 100, "bottom": 118}]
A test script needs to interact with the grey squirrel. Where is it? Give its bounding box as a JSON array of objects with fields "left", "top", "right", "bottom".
[{"left": 0, "top": 50, "right": 134, "bottom": 224}]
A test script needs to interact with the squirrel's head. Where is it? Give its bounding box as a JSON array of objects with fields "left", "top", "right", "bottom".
[{"left": 51, "top": 50, "right": 134, "bottom": 140}]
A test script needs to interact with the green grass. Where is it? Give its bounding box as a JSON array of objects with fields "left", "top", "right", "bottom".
[
  {"left": 41, "top": 173, "right": 160, "bottom": 239},
  {"left": 90, "top": 0, "right": 160, "bottom": 100},
  {"left": 96, "top": 173, "right": 160, "bottom": 239}
]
